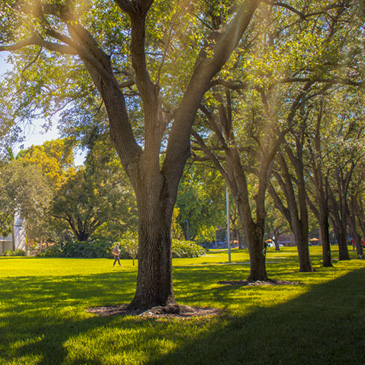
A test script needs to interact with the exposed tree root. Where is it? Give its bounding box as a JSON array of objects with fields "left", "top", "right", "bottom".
[
  {"left": 87, "top": 303, "right": 221, "bottom": 319},
  {"left": 217, "top": 279, "right": 303, "bottom": 286}
]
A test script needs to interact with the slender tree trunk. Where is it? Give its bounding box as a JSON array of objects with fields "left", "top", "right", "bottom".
[
  {"left": 271, "top": 149, "right": 314, "bottom": 272},
  {"left": 273, "top": 228, "right": 280, "bottom": 251},
  {"left": 317, "top": 181, "right": 332, "bottom": 267},
  {"left": 349, "top": 194, "right": 364, "bottom": 258},
  {"left": 319, "top": 207, "right": 332, "bottom": 267},
  {"left": 348, "top": 217, "right": 363, "bottom": 258},
  {"left": 329, "top": 188, "right": 350, "bottom": 261},
  {"left": 307, "top": 100, "right": 332, "bottom": 267},
  {"left": 230, "top": 148, "right": 269, "bottom": 282}
]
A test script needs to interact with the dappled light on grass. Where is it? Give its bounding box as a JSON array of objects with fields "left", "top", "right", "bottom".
[{"left": 0, "top": 247, "right": 364, "bottom": 364}]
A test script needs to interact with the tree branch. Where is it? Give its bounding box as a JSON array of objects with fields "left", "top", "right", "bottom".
[{"left": 261, "top": 1, "right": 306, "bottom": 19}]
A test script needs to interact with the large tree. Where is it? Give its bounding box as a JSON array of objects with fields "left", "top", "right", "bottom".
[
  {"left": 0, "top": 159, "right": 52, "bottom": 243},
  {"left": 0, "top": 0, "right": 261, "bottom": 310},
  {"left": 51, "top": 136, "right": 137, "bottom": 241}
]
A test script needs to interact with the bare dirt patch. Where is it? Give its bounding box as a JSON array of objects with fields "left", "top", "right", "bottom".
[
  {"left": 217, "top": 279, "right": 303, "bottom": 286},
  {"left": 87, "top": 303, "right": 221, "bottom": 319}
]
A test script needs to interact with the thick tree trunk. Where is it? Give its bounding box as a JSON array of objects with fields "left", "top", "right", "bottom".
[
  {"left": 292, "top": 222, "right": 313, "bottom": 272},
  {"left": 246, "top": 228, "right": 268, "bottom": 281},
  {"left": 128, "top": 180, "right": 176, "bottom": 310},
  {"left": 337, "top": 227, "right": 350, "bottom": 260},
  {"left": 128, "top": 208, "right": 175, "bottom": 309},
  {"left": 329, "top": 215, "right": 350, "bottom": 261}
]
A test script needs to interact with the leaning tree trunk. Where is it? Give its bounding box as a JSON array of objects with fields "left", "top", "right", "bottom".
[
  {"left": 229, "top": 146, "right": 269, "bottom": 282},
  {"left": 273, "top": 149, "right": 314, "bottom": 272}
]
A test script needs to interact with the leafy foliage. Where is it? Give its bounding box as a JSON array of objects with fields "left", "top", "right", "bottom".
[
  {"left": 3, "top": 249, "right": 26, "bottom": 256},
  {"left": 57, "top": 238, "right": 116, "bottom": 258},
  {"left": 51, "top": 137, "right": 137, "bottom": 241},
  {"left": 171, "top": 239, "right": 206, "bottom": 258}
]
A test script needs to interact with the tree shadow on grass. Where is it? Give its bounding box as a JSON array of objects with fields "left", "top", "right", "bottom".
[
  {"left": 0, "top": 271, "right": 139, "bottom": 364},
  {"left": 149, "top": 268, "right": 365, "bottom": 365},
  {"left": 2, "top": 264, "right": 364, "bottom": 364}
]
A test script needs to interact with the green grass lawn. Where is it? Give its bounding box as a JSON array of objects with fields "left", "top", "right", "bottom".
[{"left": 0, "top": 247, "right": 364, "bottom": 364}]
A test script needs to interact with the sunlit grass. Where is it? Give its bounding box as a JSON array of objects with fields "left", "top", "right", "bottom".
[{"left": 0, "top": 247, "right": 364, "bottom": 364}]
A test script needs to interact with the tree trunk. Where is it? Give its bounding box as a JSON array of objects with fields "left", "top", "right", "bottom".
[
  {"left": 229, "top": 148, "right": 269, "bottom": 282},
  {"left": 244, "top": 223, "right": 268, "bottom": 281},
  {"left": 270, "top": 149, "right": 314, "bottom": 272},
  {"left": 337, "top": 227, "right": 350, "bottom": 260},
  {"left": 292, "top": 221, "right": 313, "bottom": 272},
  {"left": 319, "top": 208, "right": 332, "bottom": 267},
  {"left": 329, "top": 189, "right": 350, "bottom": 261},
  {"left": 128, "top": 208, "right": 175, "bottom": 309},
  {"left": 317, "top": 185, "right": 332, "bottom": 267},
  {"left": 128, "top": 180, "right": 176, "bottom": 310},
  {"left": 349, "top": 194, "right": 364, "bottom": 258},
  {"left": 238, "top": 232, "right": 244, "bottom": 249}
]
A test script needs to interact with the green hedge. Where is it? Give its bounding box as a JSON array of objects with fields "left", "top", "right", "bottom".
[
  {"left": 35, "top": 239, "right": 116, "bottom": 259},
  {"left": 35, "top": 238, "right": 206, "bottom": 259},
  {"left": 171, "top": 240, "right": 206, "bottom": 258},
  {"left": 61, "top": 239, "right": 115, "bottom": 258}
]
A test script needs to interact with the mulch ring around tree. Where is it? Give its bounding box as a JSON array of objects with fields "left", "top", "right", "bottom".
[
  {"left": 87, "top": 304, "right": 222, "bottom": 319},
  {"left": 217, "top": 279, "right": 303, "bottom": 286}
]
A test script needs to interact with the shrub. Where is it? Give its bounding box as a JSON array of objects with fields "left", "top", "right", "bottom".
[
  {"left": 61, "top": 239, "right": 116, "bottom": 258},
  {"left": 61, "top": 240, "right": 86, "bottom": 258},
  {"left": 171, "top": 240, "right": 206, "bottom": 258},
  {"left": 31, "top": 238, "right": 206, "bottom": 259},
  {"left": 83, "top": 239, "right": 117, "bottom": 258},
  {"left": 44, "top": 245, "right": 62, "bottom": 257},
  {"left": 3, "top": 249, "right": 26, "bottom": 256}
]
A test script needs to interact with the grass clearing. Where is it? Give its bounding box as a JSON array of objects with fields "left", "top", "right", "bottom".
[{"left": 0, "top": 247, "right": 364, "bottom": 364}]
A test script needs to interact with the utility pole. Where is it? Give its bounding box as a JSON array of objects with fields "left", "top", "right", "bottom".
[{"left": 226, "top": 188, "right": 231, "bottom": 263}]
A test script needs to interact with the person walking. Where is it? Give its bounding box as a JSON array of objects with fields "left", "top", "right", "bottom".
[{"left": 112, "top": 243, "right": 122, "bottom": 267}]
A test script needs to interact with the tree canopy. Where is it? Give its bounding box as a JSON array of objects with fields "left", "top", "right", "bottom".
[{"left": 0, "top": 0, "right": 364, "bottom": 310}]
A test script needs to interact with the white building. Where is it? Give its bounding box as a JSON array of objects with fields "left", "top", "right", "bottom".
[
  {"left": 0, "top": 212, "right": 26, "bottom": 255},
  {"left": 0, "top": 234, "right": 13, "bottom": 255},
  {"left": 13, "top": 211, "right": 26, "bottom": 251}
]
